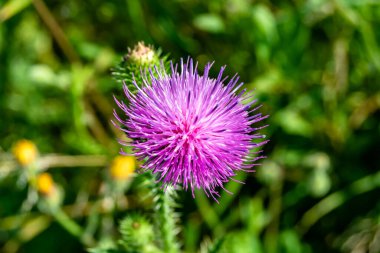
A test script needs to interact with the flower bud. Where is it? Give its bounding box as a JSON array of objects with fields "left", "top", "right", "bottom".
[
  {"left": 126, "top": 42, "right": 157, "bottom": 65},
  {"left": 119, "top": 214, "right": 157, "bottom": 252},
  {"left": 112, "top": 42, "right": 166, "bottom": 94}
]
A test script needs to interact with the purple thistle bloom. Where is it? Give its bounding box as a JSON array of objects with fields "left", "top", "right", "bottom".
[{"left": 114, "top": 58, "right": 268, "bottom": 200}]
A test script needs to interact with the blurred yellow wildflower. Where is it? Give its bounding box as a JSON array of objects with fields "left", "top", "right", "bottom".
[
  {"left": 110, "top": 156, "right": 136, "bottom": 180},
  {"left": 37, "top": 173, "right": 55, "bottom": 195},
  {"left": 12, "top": 139, "right": 38, "bottom": 166}
]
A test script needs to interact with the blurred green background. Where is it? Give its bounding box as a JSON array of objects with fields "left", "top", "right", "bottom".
[{"left": 1, "top": 0, "right": 380, "bottom": 252}]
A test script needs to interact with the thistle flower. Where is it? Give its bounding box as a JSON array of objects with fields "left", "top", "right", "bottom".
[{"left": 114, "top": 59, "right": 268, "bottom": 199}]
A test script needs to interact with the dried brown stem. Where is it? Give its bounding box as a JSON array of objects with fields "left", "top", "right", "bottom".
[{"left": 32, "top": 0, "right": 80, "bottom": 63}]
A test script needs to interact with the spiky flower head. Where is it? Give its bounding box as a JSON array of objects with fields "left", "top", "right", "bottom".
[{"left": 114, "top": 59, "right": 268, "bottom": 199}]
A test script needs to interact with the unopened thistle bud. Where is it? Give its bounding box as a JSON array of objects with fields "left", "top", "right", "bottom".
[
  {"left": 112, "top": 42, "right": 168, "bottom": 93},
  {"left": 126, "top": 42, "right": 157, "bottom": 65},
  {"left": 12, "top": 139, "right": 38, "bottom": 166},
  {"left": 119, "top": 214, "right": 158, "bottom": 252}
]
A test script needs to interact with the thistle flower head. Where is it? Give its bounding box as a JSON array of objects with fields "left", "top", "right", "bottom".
[{"left": 114, "top": 58, "right": 268, "bottom": 200}]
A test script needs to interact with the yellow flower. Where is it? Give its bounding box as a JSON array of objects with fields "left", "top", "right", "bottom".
[
  {"left": 110, "top": 156, "right": 136, "bottom": 180},
  {"left": 37, "top": 173, "right": 55, "bottom": 195},
  {"left": 12, "top": 140, "right": 38, "bottom": 166}
]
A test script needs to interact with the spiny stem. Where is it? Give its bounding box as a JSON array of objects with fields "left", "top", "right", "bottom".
[
  {"left": 155, "top": 187, "right": 179, "bottom": 253},
  {"left": 143, "top": 172, "right": 179, "bottom": 253}
]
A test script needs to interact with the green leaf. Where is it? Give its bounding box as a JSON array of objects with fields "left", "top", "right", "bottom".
[
  {"left": 0, "top": 0, "right": 32, "bottom": 22},
  {"left": 193, "top": 14, "right": 225, "bottom": 33},
  {"left": 251, "top": 4, "right": 278, "bottom": 44}
]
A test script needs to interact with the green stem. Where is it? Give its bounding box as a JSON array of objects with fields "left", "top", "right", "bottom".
[
  {"left": 143, "top": 171, "right": 178, "bottom": 253},
  {"left": 52, "top": 209, "right": 88, "bottom": 244},
  {"left": 154, "top": 187, "right": 179, "bottom": 253},
  {"left": 297, "top": 169, "right": 380, "bottom": 234},
  {"left": 213, "top": 171, "right": 247, "bottom": 216},
  {"left": 195, "top": 192, "right": 221, "bottom": 235},
  {"left": 264, "top": 176, "right": 283, "bottom": 253}
]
